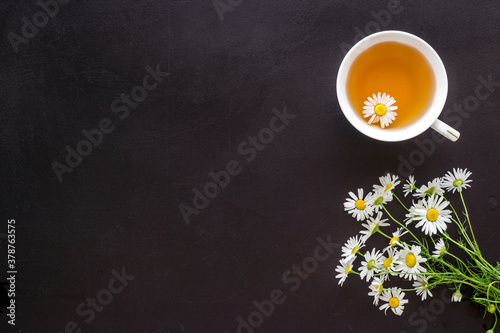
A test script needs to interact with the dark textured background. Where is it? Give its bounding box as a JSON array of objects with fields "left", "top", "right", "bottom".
[{"left": 1, "top": 0, "right": 500, "bottom": 332}]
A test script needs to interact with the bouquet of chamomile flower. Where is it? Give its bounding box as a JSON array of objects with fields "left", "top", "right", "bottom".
[{"left": 336, "top": 168, "right": 500, "bottom": 333}]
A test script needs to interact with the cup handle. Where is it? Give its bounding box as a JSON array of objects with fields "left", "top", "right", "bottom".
[{"left": 430, "top": 119, "right": 460, "bottom": 142}]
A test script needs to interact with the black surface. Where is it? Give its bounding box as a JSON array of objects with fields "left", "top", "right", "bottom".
[{"left": 1, "top": 0, "right": 500, "bottom": 332}]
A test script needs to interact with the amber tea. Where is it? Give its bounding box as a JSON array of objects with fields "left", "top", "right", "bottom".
[
  {"left": 337, "top": 31, "right": 459, "bottom": 141},
  {"left": 346, "top": 41, "right": 436, "bottom": 128}
]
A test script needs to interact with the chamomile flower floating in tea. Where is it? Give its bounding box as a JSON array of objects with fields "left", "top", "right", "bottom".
[
  {"left": 362, "top": 92, "right": 398, "bottom": 128},
  {"left": 335, "top": 168, "right": 500, "bottom": 332}
]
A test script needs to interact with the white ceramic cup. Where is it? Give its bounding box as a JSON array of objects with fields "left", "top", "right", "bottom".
[{"left": 336, "top": 30, "right": 460, "bottom": 142}]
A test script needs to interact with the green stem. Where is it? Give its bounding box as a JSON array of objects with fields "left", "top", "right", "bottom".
[
  {"left": 460, "top": 189, "right": 480, "bottom": 253},
  {"left": 392, "top": 191, "right": 409, "bottom": 211},
  {"left": 382, "top": 205, "right": 423, "bottom": 247},
  {"left": 377, "top": 229, "right": 392, "bottom": 239},
  {"left": 444, "top": 251, "right": 479, "bottom": 280},
  {"left": 472, "top": 297, "right": 500, "bottom": 304},
  {"left": 487, "top": 281, "right": 500, "bottom": 303},
  {"left": 384, "top": 287, "right": 419, "bottom": 292},
  {"left": 427, "top": 255, "right": 484, "bottom": 290},
  {"left": 441, "top": 232, "right": 477, "bottom": 258},
  {"left": 445, "top": 193, "right": 497, "bottom": 275},
  {"left": 447, "top": 199, "right": 476, "bottom": 250}
]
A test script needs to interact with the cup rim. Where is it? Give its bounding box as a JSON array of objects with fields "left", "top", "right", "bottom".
[{"left": 336, "top": 30, "right": 448, "bottom": 142}]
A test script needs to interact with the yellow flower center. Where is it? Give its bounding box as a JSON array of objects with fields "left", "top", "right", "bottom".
[
  {"left": 376, "top": 284, "right": 383, "bottom": 295},
  {"left": 351, "top": 245, "right": 359, "bottom": 255},
  {"left": 389, "top": 297, "right": 399, "bottom": 308},
  {"left": 422, "top": 280, "right": 428, "bottom": 289},
  {"left": 355, "top": 199, "right": 366, "bottom": 210},
  {"left": 453, "top": 179, "right": 463, "bottom": 188},
  {"left": 374, "top": 104, "right": 387, "bottom": 116},
  {"left": 426, "top": 208, "right": 439, "bottom": 222},
  {"left": 383, "top": 257, "right": 392, "bottom": 269},
  {"left": 405, "top": 253, "right": 417, "bottom": 268},
  {"left": 384, "top": 183, "right": 392, "bottom": 192},
  {"left": 390, "top": 236, "right": 399, "bottom": 246},
  {"left": 345, "top": 264, "right": 351, "bottom": 275},
  {"left": 373, "top": 283, "right": 383, "bottom": 295}
]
